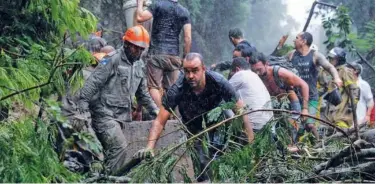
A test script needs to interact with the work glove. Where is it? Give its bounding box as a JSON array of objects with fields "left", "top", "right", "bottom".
[{"left": 134, "top": 147, "right": 154, "bottom": 160}]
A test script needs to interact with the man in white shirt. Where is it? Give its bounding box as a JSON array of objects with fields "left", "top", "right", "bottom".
[
  {"left": 348, "top": 62, "right": 374, "bottom": 125},
  {"left": 229, "top": 57, "right": 273, "bottom": 131}
]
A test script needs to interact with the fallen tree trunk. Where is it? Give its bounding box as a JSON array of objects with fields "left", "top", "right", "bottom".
[
  {"left": 318, "top": 161, "right": 375, "bottom": 181},
  {"left": 315, "top": 124, "right": 372, "bottom": 148},
  {"left": 83, "top": 174, "right": 132, "bottom": 183},
  {"left": 314, "top": 140, "right": 372, "bottom": 174}
]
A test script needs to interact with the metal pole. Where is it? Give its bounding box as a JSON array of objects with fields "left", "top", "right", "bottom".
[
  {"left": 356, "top": 50, "right": 375, "bottom": 72},
  {"left": 303, "top": 1, "right": 337, "bottom": 32}
]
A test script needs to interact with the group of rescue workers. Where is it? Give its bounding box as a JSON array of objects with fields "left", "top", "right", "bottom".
[{"left": 64, "top": 0, "right": 375, "bottom": 181}]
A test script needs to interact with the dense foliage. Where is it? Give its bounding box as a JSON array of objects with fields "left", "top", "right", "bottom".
[
  {"left": 321, "top": 5, "right": 375, "bottom": 89},
  {"left": 0, "top": 0, "right": 97, "bottom": 182}
]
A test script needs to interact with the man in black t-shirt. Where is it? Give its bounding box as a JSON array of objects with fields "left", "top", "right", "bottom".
[
  {"left": 136, "top": 53, "right": 253, "bottom": 181},
  {"left": 136, "top": 0, "right": 192, "bottom": 108},
  {"left": 211, "top": 28, "right": 257, "bottom": 71}
]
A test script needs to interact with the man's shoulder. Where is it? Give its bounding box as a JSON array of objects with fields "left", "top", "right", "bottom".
[
  {"left": 233, "top": 70, "right": 255, "bottom": 79},
  {"left": 99, "top": 49, "right": 120, "bottom": 66},
  {"left": 312, "top": 50, "right": 326, "bottom": 61},
  {"left": 206, "top": 70, "right": 227, "bottom": 84},
  {"left": 359, "top": 78, "right": 370, "bottom": 88},
  {"left": 178, "top": 3, "right": 190, "bottom": 14},
  {"left": 236, "top": 40, "right": 256, "bottom": 50}
]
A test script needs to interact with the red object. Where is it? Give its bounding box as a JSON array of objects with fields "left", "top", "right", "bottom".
[{"left": 370, "top": 104, "right": 375, "bottom": 127}]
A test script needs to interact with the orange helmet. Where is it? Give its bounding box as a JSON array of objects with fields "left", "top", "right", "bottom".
[{"left": 122, "top": 25, "right": 150, "bottom": 48}]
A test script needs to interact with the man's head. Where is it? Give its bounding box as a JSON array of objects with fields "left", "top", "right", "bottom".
[
  {"left": 294, "top": 32, "right": 313, "bottom": 49},
  {"left": 88, "top": 36, "right": 107, "bottom": 53},
  {"left": 229, "top": 57, "right": 250, "bottom": 77},
  {"left": 249, "top": 52, "right": 268, "bottom": 78},
  {"left": 229, "top": 28, "right": 244, "bottom": 46},
  {"left": 327, "top": 47, "right": 347, "bottom": 67},
  {"left": 122, "top": 25, "right": 150, "bottom": 62},
  {"left": 233, "top": 45, "right": 256, "bottom": 63},
  {"left": 183, "top": 53, "right": 206, "bottom": 89},
  {"left": 347, "top": 62, "right": 362, "bottom": 77}
]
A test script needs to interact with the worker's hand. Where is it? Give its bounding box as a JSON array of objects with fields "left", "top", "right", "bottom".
[
  {"left": 333, "top": 78, "right": 343, "bottom": 88},
  {"left": 248, "top": 132, "right": 255, "bottom": 143},
  {"left": 134, "top": 147, "right": 154, "bottom": 160},
  {"left": 301, "top": 108, "right": 309, "bottom": 121}
]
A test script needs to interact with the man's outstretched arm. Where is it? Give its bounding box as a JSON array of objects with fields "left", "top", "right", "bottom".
[
  {"left": 136, "top": 106, "right": 171, "bottom": 159},
  {"left": 236, "top": 99, "right": 254, "bottom": 143},
  {"left": 183, "top": 24, "right": 192, "bottom": 57},
  {"left": 279, "top": 68, "right": 309, "bottom": 117},
  {"left": 146, "top": 106, "right": 171, "bottom": 149},
  {"left": 315, "top": 52, "right": 343, "bottom": 87}
]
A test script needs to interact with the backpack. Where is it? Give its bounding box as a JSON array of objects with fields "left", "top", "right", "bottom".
[
  {"left": 272, "top": 65, "right": 293, "bottom": 90},
  {"left": 268, "top": 55, "right": 300, "bottom": 86}
]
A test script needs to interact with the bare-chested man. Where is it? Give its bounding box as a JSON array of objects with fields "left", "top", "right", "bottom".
[{"left": 249, "top": 52, "right": 309, "bottom": 143}]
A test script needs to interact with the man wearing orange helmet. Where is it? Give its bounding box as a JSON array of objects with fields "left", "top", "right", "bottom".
[
  {"left": 77, "top": 25, "right": 158, "bottom": 174},
  {"left": 136, "top": 0, "right": 192, "bottom": 108}
]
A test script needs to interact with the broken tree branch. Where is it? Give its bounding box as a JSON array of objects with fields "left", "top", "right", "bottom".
[
  {"left": 319, "top": 161, "right": 375, "bottom": 180},
  {"left": 314, "top": 139, "right": 371, "bottom": 173},
  {"left": 83, "top": 173, "right": 132, "bottom": 183}
]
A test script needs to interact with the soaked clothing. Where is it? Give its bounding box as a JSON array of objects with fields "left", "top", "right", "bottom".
[
  {"left": 83, "top": 66, "right": 95, "bottom": 80},
  {"left": 214, "top": 40, "right": 257, "bottom": 71},
  {"left": 146, "top": 54, "right": 182, "bottom": 90},
  {"left": 162, "top": 70, "right": 240, "bottom": 134},
  {"left": 147, "top": 0, "right": 190, "bottom": 56},
  {"left": 322, "top": 65, "right": 360, "bottom": 128},
  {"left": 290, "top": 50, "right": 319, "bottom": 101},
  {"left": 357, "top": 77, "right": 374, "bottom": 124},
  {"left": 229, "top": 70, "right": 273, "bottom": 130},
  {"left": 235, "top": 40, "right": 257, "bottom": 53},
  {"left": 78, "top": 48, "right": 158, "bottom": 174}
]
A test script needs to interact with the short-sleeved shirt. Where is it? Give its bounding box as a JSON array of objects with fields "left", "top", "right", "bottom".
[
  {"left": 235, "top": 40, "right": 257, "bottom": 53},
  {"left": 148, "top": 0, "right": 191, "bottom": 56},
  {"left": 357, "top": 78, "right": 374, "bottom": 123},
  {"left": 229, "top": 70, "right": 273, "bottom": 130},
  {"left": 162, "top": 70, "right": 240, "bottom": 133}
]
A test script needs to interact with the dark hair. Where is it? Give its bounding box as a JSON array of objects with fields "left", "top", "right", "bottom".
[
  {"left": 232, "top": 57, "right": 250, "bottom": 70},
  {"left": 184, "top": 52, "right": 204, "bottom": 65},
  {"left": 229, "top": 28, "right": 243, "bottom": 39},
  {"left": 249, "top": 52, "right": 268, "bottom": 65},
  {"left": 234, "top": 44, "right": 256, "bottom": 58},
  {"left": 301, "top": 32, "right": 313, "bottom": 47}
]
